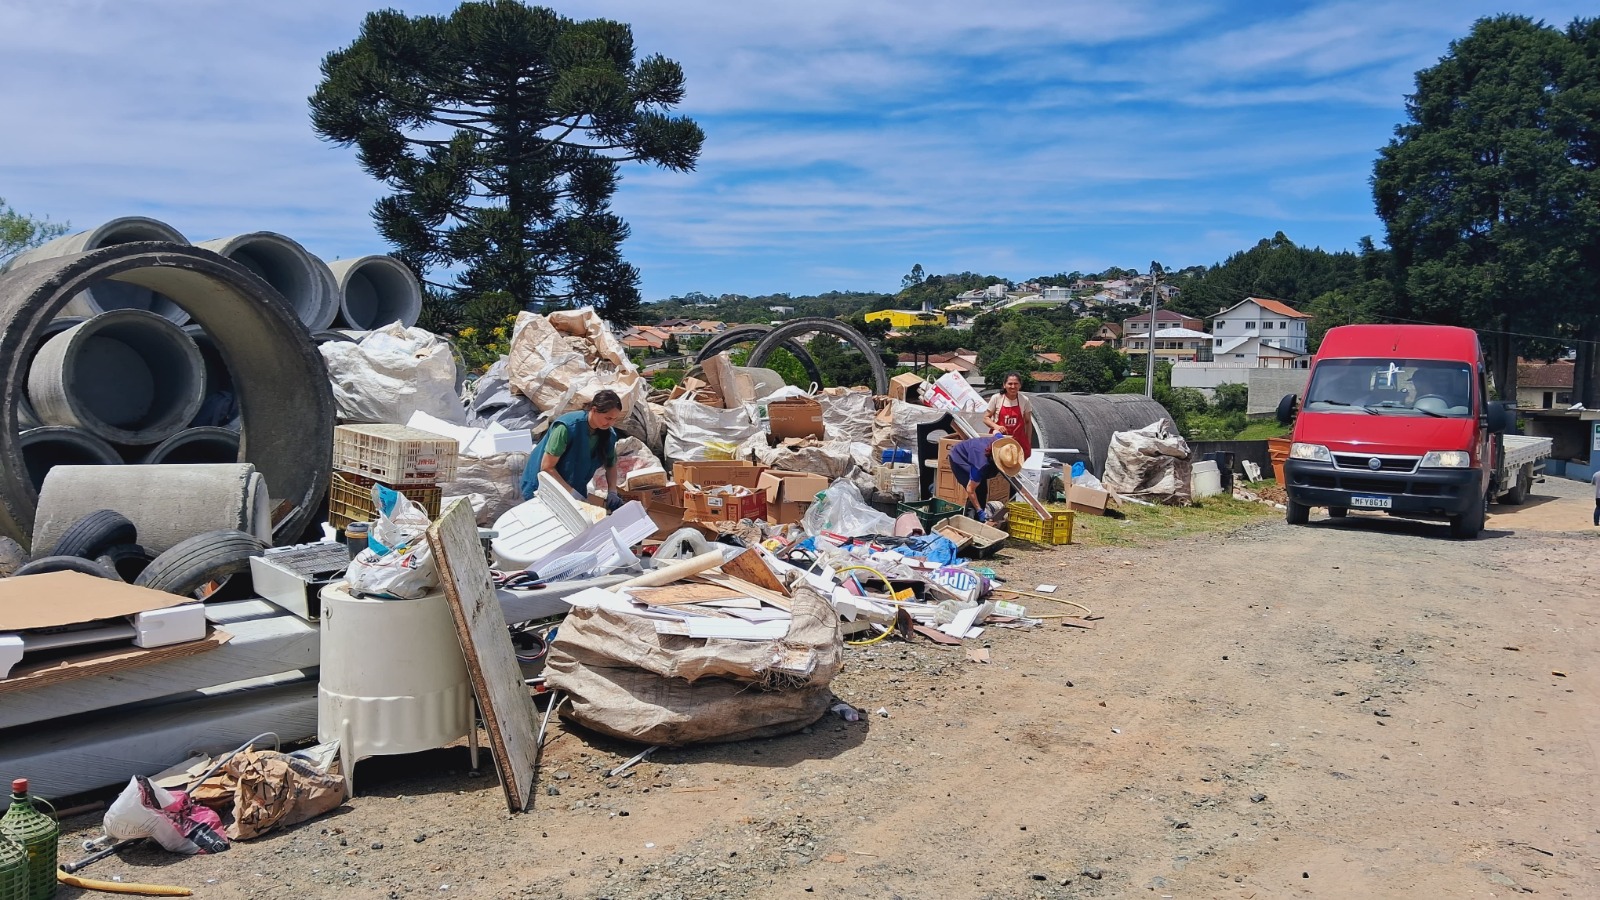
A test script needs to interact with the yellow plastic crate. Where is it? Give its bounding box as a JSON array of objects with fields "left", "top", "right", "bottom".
[
  {"left": 328, "top": 471, "right": 443, "bottom": 531},
  {"left": 333, "top": 424, "right": 458, "bottom": 485},
  {"left": 1006, "top": 502, "right": 1074, "bottom": 545}
]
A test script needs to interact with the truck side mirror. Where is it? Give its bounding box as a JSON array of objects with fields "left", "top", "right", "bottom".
[
  {"left": 1275, "top": 393, "right": 1299, "bottom": 425},
  {"left": 1486, "top": 400, "right": 1514, "bottom": 434}
]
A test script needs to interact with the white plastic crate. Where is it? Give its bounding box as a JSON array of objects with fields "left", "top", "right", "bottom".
[{"left": 332, "top": 424, "right": 458, "bottom": 485}]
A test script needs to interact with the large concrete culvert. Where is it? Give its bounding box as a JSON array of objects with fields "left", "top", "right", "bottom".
[
  {"left": 0, "top": 241, "right": 335, "bottom": 549},
  {"left": 199, "top": 232, "right": 338, "bottom": 331},
  {"left": 140, "top": 426, "right": 242, "bottom": 465},
  {"left": 27, "top": 309, "right": 207, "bottom": 446},
  {"left": 1028, "top": 392, "right": 1176, "bottom": 476},
  {"left": 326, "top": 256, "right": 422, "bottom": 330},
  {"left": 5, "top": 217, "right": 192, "bottom": 324},
  {"left": 18, "top": 426, "right": 122, "bottom": 491}
]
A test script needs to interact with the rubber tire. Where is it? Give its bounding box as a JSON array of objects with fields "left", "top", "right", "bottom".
[
  {"left": 1285, "top": 500, "right": 1310, "bottom": 525},
  {"left": 747, "top": 317, "right": 889, "bottom": 394},
  {"left": 134, "top": 529, "right": 267, "bottom": 597},
  {"left": 12, "top": 555, "right": 121, "bottom": 579},
  {"left": 1328, "top": 507, "right": 1348, "bottom": 518},
  {"left": 1449, "top": 493, "right": 1487, "bottom": 540},
  {"left": 697, "top": 324, "right": 826, "bottom": 388},
  {"left": 0, "top": 536, "right": 24, "bottom": 577},
  {"left": 43, "top": 509, "right": 137, "bottom": 560},
  {"left": 1501, "top": 464, "right": 1530, "bottom": 505},
  {"left": 1275, "top": 393, "right": 1299, "bottom": 425},
  {"left": 96, "top": 543, "right": 154, "bottom": 583},
  {"left": 311, "top": 330, "right": 358, "bottom": 345}
]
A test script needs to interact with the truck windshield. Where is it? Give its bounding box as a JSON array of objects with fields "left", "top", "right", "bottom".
[{"left": 1303, "top": 359, "right": 1473, "bottom": 417}]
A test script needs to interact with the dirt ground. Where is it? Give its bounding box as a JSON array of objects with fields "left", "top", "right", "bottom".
[{"left": 55, "top": 476, "right": 1600, "bottom": 899}]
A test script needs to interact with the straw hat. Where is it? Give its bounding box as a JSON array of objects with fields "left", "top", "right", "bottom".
[{"left": 990, "top": 436, "right": 1024, "bottom": 477}]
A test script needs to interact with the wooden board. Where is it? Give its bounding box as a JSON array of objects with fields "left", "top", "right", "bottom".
[
  {"left": 428, "top": 499, "right": 539, "bottom": 813},
  {"left": 695, "top": 572, "right": 793, "bottom": 611},
  {"left": 0, "top": 628, "right": 231, "bottom": 695},
  {"left": 720, "top": 548, "right": 790, "bottom": 595},
  {"left": 627, "top": 583, "right": 747, "bottom": 605}
]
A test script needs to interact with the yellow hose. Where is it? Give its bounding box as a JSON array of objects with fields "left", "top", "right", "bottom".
[
  {"left": 835, "top": 564, "right": 906, "bottom": 645},
  {"left": 58, "top": 870, "right": 193, "bottom": 896}
]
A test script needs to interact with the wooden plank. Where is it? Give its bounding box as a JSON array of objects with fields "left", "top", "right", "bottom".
[
  {"left": 627, "top": 583, "right": 747, "bottom": 605},
  {"left": 695, "top": 572, "right": 793, "bottom": 611},
  {"left": 428, "top": 499, "right": 539, "bottom": 813},
  {"left": 720, "top": 549, "right": 789, "bottom": 596},
  {"left": 911, "top": 624, "right": 963, "bottom": 645},
  {"left": 0, "top": 628, "right": 232, "bottom": 695}
]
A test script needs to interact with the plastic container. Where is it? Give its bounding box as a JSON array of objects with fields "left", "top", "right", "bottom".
[
  {"left": 1205, "top": 451, "right": 1236, "bottom": 492},
  {"left": 879, "top": 448, "right": 911, "bottom": 465},
  {"left": 895, "top": 497, "right": 964, "bottom": 533},
  {"left": 344, "top": 522, "right": 370, "bottom": 560},
  {"left": 1006, "top": 502, "right": 1074, "bottom": 545},
  {"left": 0, "top": 779, "right": 55, "bottom": 900},
  {"left": 1192, "top": 460, "right": 1222, "bottom": 499},
  {"left": 328, "top": 471, "right": 442, "bottom": 531},
  {"left": 333, "top": 423, "right": 458, "bottom": 485}
]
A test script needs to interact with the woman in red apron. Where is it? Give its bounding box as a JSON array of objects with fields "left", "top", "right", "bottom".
[{"left": 984, "top": 371, "right": 1033, "bottom": 457}]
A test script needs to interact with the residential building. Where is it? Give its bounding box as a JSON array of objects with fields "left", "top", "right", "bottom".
[
  {"left": 1516, "top": 359, "right": 1575, "bottom": 409},
  {"left": 1122, "top": 310, "right": 1204, "bottom": 339},
  {"left": 983, "top": 284, "right": 1009, "bottom": 299},
  {"left": 1123, "top": 327, "right": 1213, "bottom": 363},
  {"left": 1208, "top": 297, "right": 1311, "bottom": 367},
  {"left": 1033, "top": 351, "right": 1062, "bottom": 366},
  {"left": 768, "top": 305, "right": 794, "bottom": 315},
  {"left": 1090, "top": 323, "right": 1122, "bottom": 348},
  {"left": 865, "top": 309, "right": 948, "bottom": 329},
  {"left": 1030, "top": 371, "right": 1066, "bottom": 393},
  {"left": 1040, "top": 286, "right": 1071, "bottom": 302}
]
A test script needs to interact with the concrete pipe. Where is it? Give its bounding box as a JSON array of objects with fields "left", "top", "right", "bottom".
[
  {"left": 325, "top": 256, "right": 422, "bottom": 330},
  {"left": 198, "top": 233, "right": 338, "bottom": 331},
  {"left": 182, "top": 325, "right": 241, "bottom": 429},
  {"left": 18, "top": 427, "right": 122, "bottom": 491},
  {"left": 33, "top": 463, "right": 271, "bottom": 555},
  {"left": 0, "top": 242, "right": 335, "bottom": 549},
  {"left": 16, "top": 317, "right": 87, "bottom": 431},
  {"left": 5, "top": 217, "right": 191, "bottom": 324},
  {"left": 140, "top": 427, "right": 241, "bottom": 465},
  {"left": 28, "top": 309, "right": 207, "bottom": 446}
]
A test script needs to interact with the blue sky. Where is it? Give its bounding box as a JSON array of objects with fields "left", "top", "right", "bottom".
[{"left": 1, "top": 1, "right": 1592, "bottom": 301}]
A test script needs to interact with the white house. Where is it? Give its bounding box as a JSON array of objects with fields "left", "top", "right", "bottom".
[
  {"left": 1208, "top": 297, "right": 1311, "bottom": 368},
  {"left": 1040, "top": 286, "right": 1071, "bottom": 301}
]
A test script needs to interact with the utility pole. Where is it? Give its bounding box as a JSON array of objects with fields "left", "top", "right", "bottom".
[{"left": 1144, "top": 261, "right": 1162, "bottom": 398}]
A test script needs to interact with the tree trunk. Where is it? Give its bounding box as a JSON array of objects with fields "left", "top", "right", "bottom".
[{"left": 1490, "top": 327, "right": 1517, "bottom": 404}]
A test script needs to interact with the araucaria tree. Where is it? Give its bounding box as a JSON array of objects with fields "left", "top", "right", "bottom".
[
  {"left": 1373, "top": 15, "right": 1600, "bottom": 401},
  {"left": 310, "top": 1, "right": 704, "bottom": 325}
]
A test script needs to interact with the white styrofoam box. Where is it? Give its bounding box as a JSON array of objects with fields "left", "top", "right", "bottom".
[
  {"left": 0, "top": 634, "right": 23, "bottom": 679},
  {"left": 131, "top": 603, "right": 208, "bottom": 648}
]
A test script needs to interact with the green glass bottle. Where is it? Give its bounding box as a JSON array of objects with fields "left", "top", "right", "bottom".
[
  {"left": 0, "top": 832, "right": 27, "bottom": 900},
  {"left": 0, "top": 780, "right": 55, "bottom": 900}
]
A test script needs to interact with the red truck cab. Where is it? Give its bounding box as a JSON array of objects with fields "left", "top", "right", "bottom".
[{"left": 1282, "top": 324, "right": 1512, "bottom": 539}]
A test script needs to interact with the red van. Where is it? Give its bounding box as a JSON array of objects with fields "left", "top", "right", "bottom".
[{"left": 1281, "top": 324, "right": 1513, "bottom": 539}]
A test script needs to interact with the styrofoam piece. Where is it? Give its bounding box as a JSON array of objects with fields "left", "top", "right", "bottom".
[
  {"left": 0, "top": 634, "right": 22, "bottom": 679},
  {"left": 317, "top": 582, "right": 473, "bottom": 792},
  {"left": 131, "top": 603, "right": 207, "bottom": 648},
  {"left": 491, "top": 491, "right": 591, "bottom": 570},
  {"left": 0, "top": 678, "right": 317, "bottom": 807}
]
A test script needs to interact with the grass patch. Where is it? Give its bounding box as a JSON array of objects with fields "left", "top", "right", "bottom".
[
  {"left": 1233, "top": 420, "right": 1292, "bottom": 440},
  {"left": 1069, "top": 494, "right": 1278, "bottom": 547}
]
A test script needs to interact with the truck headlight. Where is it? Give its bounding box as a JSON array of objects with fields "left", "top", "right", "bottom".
[
  {"left": 1289, "top": 442, "right": 1331, "bottom": 462},
  {"left": 1420, "top": 450, "right": 1470, "bottom": 468}
]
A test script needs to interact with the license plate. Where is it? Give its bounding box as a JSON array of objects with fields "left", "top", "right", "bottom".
[{"left": 1350, "top": 495, "right": 1392, "bottom": 510}]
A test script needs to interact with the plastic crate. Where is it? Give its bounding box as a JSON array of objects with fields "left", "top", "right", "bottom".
[
  {"left": 1006, "top": 502, "right": 1074, "bottom": 545},
  {"left": 332, "top": 424, "right": 458, "bottom": 485},
  {"left": 328, "top": 470, "right": 443, "bottom": 531},
  {"left": 896, "top": 497, "right": 965, "bottom": 533}
]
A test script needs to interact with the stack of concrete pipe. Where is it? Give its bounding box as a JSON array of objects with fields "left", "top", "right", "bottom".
[{"left": 0, "top": 217, "right": 426, "bottom": 549}]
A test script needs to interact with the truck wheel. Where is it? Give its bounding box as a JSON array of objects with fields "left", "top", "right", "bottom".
[
  {"left": 1501, "top": 464, "right": 1531, "bottom": 505},
  {"left": 1285, "top": 500, "right": 1310, "bottom": 525},
  {"left": 1328, "top": 507, "right": 1348, "bottom": 518},
  {"left": 1449, "top": 493, "right": 1486, "bottom": 539}
]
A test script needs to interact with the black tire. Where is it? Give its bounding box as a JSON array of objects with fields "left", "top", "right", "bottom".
[
  {"left": 1501, "top": 464, "right": 1531, "bottom": 505},
  {"left": 697, "top": 324, "right": 826, "bottom": 388},
  {"left": 311, "top": 329, "right": 358, "bottom": 345},
  {"left": 1449, "top": 493, "right": 1487, "bottom": 540},
  {"left": 42, "top": 509, "right": 137, "bottom": 560},
  {"left": 12, "top": 555, "right": 120, "bottom": 579},
  {"left": 1275, "top": 393, "right": 1299, "bottom": 425},
  {"left": 747, "top": 317, "right": 889, "bottom": 394},
  {"left": 1328, "top": 507, "right": 1348, "bottom": 518},
  {"left": 1285, "top": 500, "right": 1310, "bottom": 525},
  {"left": 135, "top": 529, "right": 267, "bottom": 598},
  {"left": 96, "top": 543, "right": 154, "bottom": 583}
]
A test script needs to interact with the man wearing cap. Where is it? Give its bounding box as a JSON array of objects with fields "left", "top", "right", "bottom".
[{"left": 947, "top": 434, "right": 1024, "bottom": 520}]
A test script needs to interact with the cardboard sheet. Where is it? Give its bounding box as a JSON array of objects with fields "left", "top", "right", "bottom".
[{"left": 0, "top": 572, "right": 196, "bottom": 631}]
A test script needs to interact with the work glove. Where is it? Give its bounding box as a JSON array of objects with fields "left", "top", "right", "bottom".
[
  {"left": 605, "top": 490, "right": 623, "bottom": 512},
  {"left": 976, "top": 507, "right": 990, "bottom": 524}
]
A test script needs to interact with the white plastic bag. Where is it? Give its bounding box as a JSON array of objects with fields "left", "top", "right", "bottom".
[
  {"left": 346, "top": 484, "right": 439, "bottom": 599},
  {"left": 801, "top": 479, "right": 896, "bottom": 537},
  {"left": 104, "top": 776, "right": 228, "bottom": 854},
  {"left": 662, "top": 396, "right": 763, "bottom": 465},
  {"left": 320, "top": 323, "right": 468, "bottom": 426}
]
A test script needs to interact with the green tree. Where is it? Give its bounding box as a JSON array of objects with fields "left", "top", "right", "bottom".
[
  {"left": 1212, "top": 382, "right": 1248, "bottom": 414},
  {"left": 0, "top": 199, "right": 68, "bottom": 267},
  {"left": 1373, "top": 14, "right": 1600, "bottom": 400},
  {"left": 309, "top": 1, "right": 704, "bottom": 325},
  {"left": 900, "top": 263, "right": 925, "bottom": 290}
]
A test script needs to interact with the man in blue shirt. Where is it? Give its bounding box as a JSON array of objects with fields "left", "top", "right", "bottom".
[{"left": 947, "top": 434, "right": 1024, "bottom": 517}]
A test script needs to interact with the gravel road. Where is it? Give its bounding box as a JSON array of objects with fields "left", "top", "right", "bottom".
[{"left": 57, "top": 478, "right": 1600, "bottom": 899}]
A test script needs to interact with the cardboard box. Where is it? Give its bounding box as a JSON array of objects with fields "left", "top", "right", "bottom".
[
  {"left": 673, "top": 460, "right": 765, "bottom": 489},
  {"left": 623, "top": 484, "right": 689, "bottom": 540},
  {"left": 889, "top": 373, "right": 925, "bottom": 403},
  {"left": 671, "top": 461, "right": 769, "bottom": 523},
  {"left": 1067, "top": 484, "right": 1110, "bottom": 516},
  {"left": 684, "top": 487, "right": 768, "bottom": 523},
  {"left": 758, "top": 470, "right": 830, "bottom": 525},
  {"left": 767, "top": 396, "right": 825, "bottom": 440}
]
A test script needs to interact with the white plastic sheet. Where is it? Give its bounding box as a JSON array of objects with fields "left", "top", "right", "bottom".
[
  {"left": 802, "top": 478, "right": 896, "bottom": 537},
  {"left": 320, "top": 323, "right": 467, "bottom": 425}
]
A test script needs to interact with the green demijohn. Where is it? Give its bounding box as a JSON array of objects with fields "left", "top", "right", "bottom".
[
  {"left": 0, "top": 829, "right": 26, "bottom": 900},
  {"left": 0, "top": 779, "right": 56, "bottom": 900}
]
